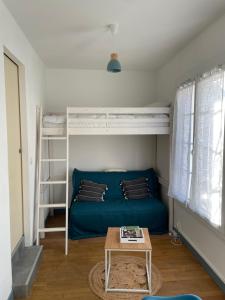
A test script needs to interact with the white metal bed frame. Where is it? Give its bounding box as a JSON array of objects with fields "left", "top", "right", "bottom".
[{"left": 36, "top": 106, "right": 170, "bottom": 255}]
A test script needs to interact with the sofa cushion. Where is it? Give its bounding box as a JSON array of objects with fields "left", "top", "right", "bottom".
[
  {"left": 122, "top": 182, "right": 149, "bottom": 192},
  {"left": 122, "top": 177, "right": 148, "bottom": 187},
  {"left": 78, "top": 190, "right": 104, "bottom": 201},
  {"left": 69, "top": 196, "right": 168, "bottom": 239},
  {"left": 124, "top": 189, "right": 150, "bottom": 200},
  {"left": 76, "top": 179, "right": 107, "bottom": 202},
  {"left": 121, "top": 177, "right": 151, "bottom": 200},
  {"left": 80, "top": 184, "right": 106, "bottom": 194},
  {"left": 72, "top": 168, "right": 159, "bottom": 201},
  {"left": 76, "top": 194, "right": 104, "bottom": 202},
  {"left": 81, "top": 179, "right": 108, "bottom": 191}
]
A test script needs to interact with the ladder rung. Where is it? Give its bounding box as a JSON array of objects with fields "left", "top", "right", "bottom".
[
  {"left": 38, "top": 227, "right": 66, "bottom": 233},
  {"left": 41, "top": 158, "right": 67, "bottom": 162},
  {"left": 41, "top": 136, "right": 67, "bottom": 140},
  {"left": 40, "top": 180, "right": 66, "bottom": 185},
  {"left": 39, "top": 203, "right": 66, "bottom": 208}
]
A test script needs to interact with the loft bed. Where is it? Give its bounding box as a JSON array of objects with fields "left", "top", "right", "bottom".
[
  {"left": 37, "top": 105, "right": 170, "bottom": 255},
  {"left": 42, "top": 106, "right": 170, "bottom": 136}
]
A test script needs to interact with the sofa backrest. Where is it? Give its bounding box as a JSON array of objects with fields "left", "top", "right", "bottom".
[{"left": 72, "top": 168, "right": 159, "bottom": 201}]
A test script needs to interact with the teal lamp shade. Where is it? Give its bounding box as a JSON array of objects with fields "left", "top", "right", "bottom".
[{"left": 107, "top": 53, "right": 121, "bottom": 73}]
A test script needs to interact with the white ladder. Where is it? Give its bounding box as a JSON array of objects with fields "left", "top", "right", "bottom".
[{"left": 36, "top": 106, "right": 69, "bottom": 255}]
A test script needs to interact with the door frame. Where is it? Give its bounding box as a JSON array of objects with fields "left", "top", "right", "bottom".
[{"left": 4, "top": 47, "right": 30, "bottom": 247}]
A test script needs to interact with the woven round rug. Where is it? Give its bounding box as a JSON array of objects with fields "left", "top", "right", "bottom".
[{"left": 89, "top": 255, "right": 162, "bottom": 300}]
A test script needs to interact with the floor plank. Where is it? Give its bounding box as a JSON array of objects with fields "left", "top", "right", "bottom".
[{"left": 21, "top": 215, "right": 225, "bottom": 300}]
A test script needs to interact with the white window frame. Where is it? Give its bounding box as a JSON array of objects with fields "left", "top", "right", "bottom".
[{"left": 170, "top": 68, "right": 225, "bottom": 235}]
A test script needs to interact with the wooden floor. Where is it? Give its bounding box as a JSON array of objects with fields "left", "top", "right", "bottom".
[{"left": 23, "top": 215, "right": 225, "bottom": 300}]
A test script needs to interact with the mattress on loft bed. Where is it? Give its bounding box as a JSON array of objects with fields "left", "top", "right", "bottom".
[
  {"left": 43, "top": 114, "right": 66, "bottom": 128},
  {"left": 43, "top": 113, "right": 169, "bottom": 128},
  {"left": 69, "top": 168, "right": 168, "bottom": 240}
]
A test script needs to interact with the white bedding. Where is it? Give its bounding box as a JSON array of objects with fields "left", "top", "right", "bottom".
[
  {"left": 42, "top": 109, "right": 170, "bottom": 130},
  {"left": 43, "top": 113, "right": 168, "bottom": 126},
  {"left": 108, "top": 114, "right": 168, "bottom": 119},
  {"left": 108, "top": 122, "right": 167, "bottom": 128},
  {"left": 43, "top": 114, "right": 66, "bottom": 124},
  {"left": 43, "top": 123, "right": 168, "bottom": 129}
]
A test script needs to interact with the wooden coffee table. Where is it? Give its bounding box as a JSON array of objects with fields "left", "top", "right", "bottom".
[{"left": 104, "top": 227, "right": 152, "bottom": 293}]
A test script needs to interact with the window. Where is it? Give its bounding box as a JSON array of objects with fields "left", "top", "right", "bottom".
[
  {"left": 169, "top": 69, "right": 225, "bottom": 229},
  {"left": 190, "top": 70, "right": 225, "bottom": 227},
  {"left": 169, "top": 83, "right": 195, "bottom": 203}
]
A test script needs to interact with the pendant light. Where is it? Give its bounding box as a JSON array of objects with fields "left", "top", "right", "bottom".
[{"left": 107, "top": 24, "right": 121, "bottom": 73}]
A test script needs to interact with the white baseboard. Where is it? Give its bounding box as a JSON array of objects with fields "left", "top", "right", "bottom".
[{"left": 178, "top": 227, "right": 225, "bottom": 284}]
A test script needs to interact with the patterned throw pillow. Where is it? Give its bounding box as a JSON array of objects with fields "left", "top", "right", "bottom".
[
  {"left": 81, "top": 180, "right": 108, "bottom": 191},
  {"left": 76, "top": 194, "right": 103, "bottom": 202},
  {"left": 75, "top": 180, "right": 108, "bottom": 202},
  {"left": 124, "top": 190, "right": 150, "bottom": 200},
  {"left": 122, "top": 177, "right": 147, "bottom": 187},
  {"left": 121, "top": 177, "right": 151, "bottom": 200},
  {"left": 79, "top": 189, "right": 103, "bottom": 199},
  {"left": 80, "top": 183, "right": 106, "bottom": 194},
  {"left": 122, "top": 182, "right": 149, "bottom": 192}
]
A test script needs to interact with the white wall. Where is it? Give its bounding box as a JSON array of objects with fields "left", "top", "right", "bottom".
[
  {"left": 46, "top": 69, "right": 156, "bottom": 111},
  {"left": 156, "top": 12, "right": 225, "bottom": 283},
  {"left": 45, "top": 69, "right": 157, "bottom": 203},
  {"left": 0, "top": 1, "right": 45, "bottom": 299}
]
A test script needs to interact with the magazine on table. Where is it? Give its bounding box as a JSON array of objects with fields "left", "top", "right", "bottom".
[{"left": 120, "top": 226, "right": 145, "bottom": 243}]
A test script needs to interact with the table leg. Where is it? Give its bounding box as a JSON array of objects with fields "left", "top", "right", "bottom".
[
  {"left": 145, "top": 250, "right": 152, "bottom": 294},
  {"left": 149, "top": 250, "right": 152, "bottom": 294},
  {"left": 105, "top": 249, "right": 107, "bottom": 291},
  {"left": 105, "top": 250, "right": 112, "bottom": 292},
  {"left": 107, "top": 250, "right": 111, "bottom": 288}
]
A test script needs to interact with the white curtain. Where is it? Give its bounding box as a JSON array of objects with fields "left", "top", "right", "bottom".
[
  {"left": 169, "top": 82, "right": 195, "bottom": 203},
  {"left": 189, "top": 69, "right": 225, "bottom": 227}
]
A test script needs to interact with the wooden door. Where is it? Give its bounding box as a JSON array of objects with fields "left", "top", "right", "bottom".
[{"left": 4, "top": 54, "right": 24, "bottom": 253}]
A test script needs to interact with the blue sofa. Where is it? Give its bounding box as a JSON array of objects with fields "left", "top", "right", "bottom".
[{"left": 69, "top": 168, "right": 168, "bottom": 240}]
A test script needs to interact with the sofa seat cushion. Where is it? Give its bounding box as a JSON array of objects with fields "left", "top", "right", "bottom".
[{"left": 69, "top": 196, "right": 168, "bottom": 240}]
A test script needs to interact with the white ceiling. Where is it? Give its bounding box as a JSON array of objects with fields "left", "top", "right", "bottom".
[{"left": 3, "top": 0, "right": 225, "bottom": 71}]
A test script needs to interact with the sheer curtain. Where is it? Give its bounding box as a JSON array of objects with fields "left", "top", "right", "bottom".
[
  {"left": 169, "top": 82, "right": 195, "bottom": 203},
  {"left": 189, "top": 69, "right": 225, "bottom": 227}
]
